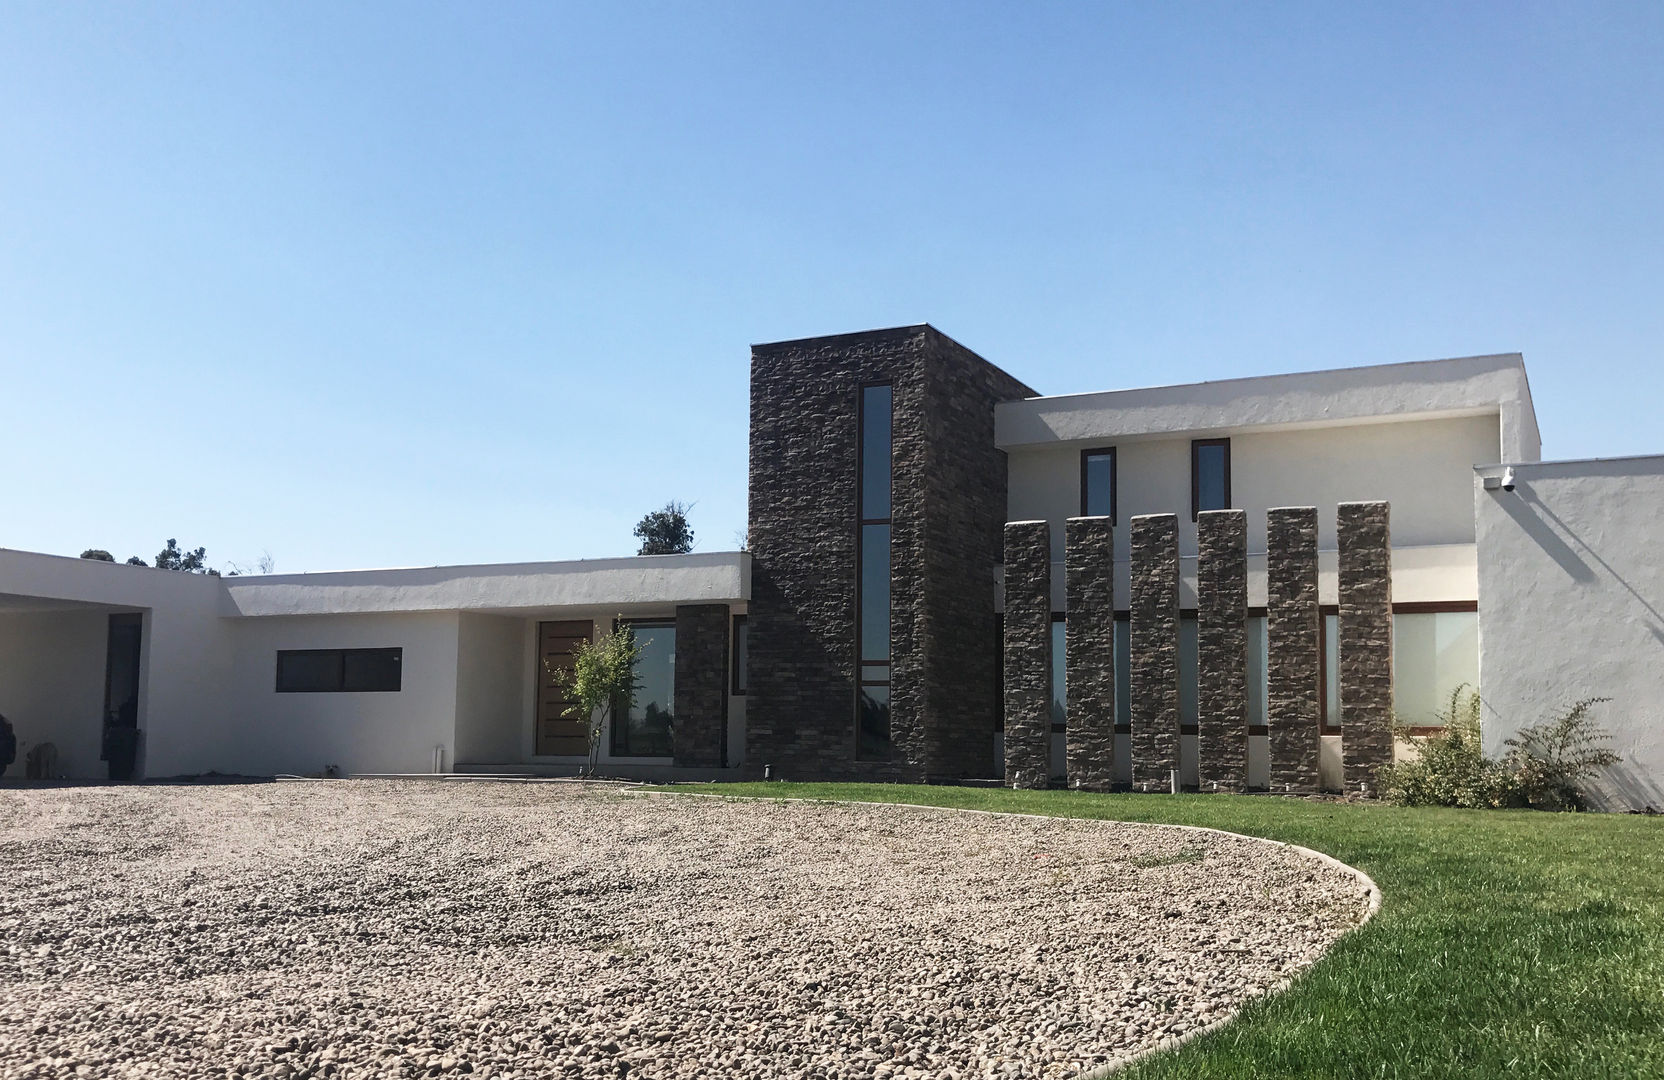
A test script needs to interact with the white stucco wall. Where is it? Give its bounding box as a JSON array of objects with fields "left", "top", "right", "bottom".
[
  {"left": 1008, "top": 413, "right": 1501, "bottom": 565},
  {"left": 1475, "top": 458, "right": 1664, "bottom": 811},
  {"left": 0, "top": 550, "right": 236, "bottom": 779},
  {"left": 455, "top": 613, "right": 526, "bottom": 765},
  {"left": 221, "top": 612, "right": 462, "bottom": 776},
  {"left": 0, "top": 608, "right": 110, "bottom": 778}
]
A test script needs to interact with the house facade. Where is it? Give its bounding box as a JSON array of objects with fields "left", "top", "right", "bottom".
[{"left": 3, "top": 324, "right": 1660, "bottom": 808}]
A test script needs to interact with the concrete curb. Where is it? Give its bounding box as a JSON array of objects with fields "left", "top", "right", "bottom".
[{"left": 628, "top": 786, "right": 1384, "bottom": 1079}]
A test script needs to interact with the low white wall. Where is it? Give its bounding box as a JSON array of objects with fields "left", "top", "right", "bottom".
[
  {"left": 455, "top": 613, "right": 525, "bottom": 765},
  {"left": 1476, "top": 458, "right": 1664, "bottom": 811},
  {"left": 0, "top": 609, "right": 109, "bottom": 778},
  {"left": 222, "top": 612, "right": 461, "bottom": 776}
]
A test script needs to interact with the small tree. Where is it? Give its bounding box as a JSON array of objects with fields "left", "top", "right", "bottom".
[
  {"left": 634, "top": 501, "right": 695, "bottom": 555},
  {"left": 80, "top": 549, "right": 115, "bottom": 562},
  {"left": 154, "top": 539, "right": 218, "bottom": 575},
  {"left": 552, "top": 624, "right": 641, "bottom": 776}
]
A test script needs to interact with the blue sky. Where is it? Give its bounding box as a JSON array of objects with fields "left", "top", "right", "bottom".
[{"left": 3, "top": 3, "right": 1660, "bottom": 573}]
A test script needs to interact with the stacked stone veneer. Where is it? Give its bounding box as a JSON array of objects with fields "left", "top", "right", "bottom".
[
  {"left": 1266, "top": 507, "right": 1321, "bottom": 793},
  {"left": 673, "top": 604, "right": 730, "bottom": 768},
  {"left": 1338, "top": 502, "right": 1394, "bottom": 796},
  {"left": 1196, "top": 510, "right": 1248, "bottom": 792},
  {"left": 1129, "top": 514, "right": 1180, "bottom": 792},
  {"left": 1003, "top": 521, "right": 1052, "bottom": 789},
  {"left": 747, "top": 325, "right": 1035, "bottom": 782},
  {"left": 1064, "top": 516, "right": 1115, "bottom": 790}
]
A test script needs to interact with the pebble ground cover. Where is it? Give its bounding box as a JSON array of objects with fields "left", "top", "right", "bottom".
[
  {"left": 0, "top": 781, "right": 1369, "bottom": 1079},
  {"left": 704, "top": 783, "right": 1664, "bottom": 1080}
]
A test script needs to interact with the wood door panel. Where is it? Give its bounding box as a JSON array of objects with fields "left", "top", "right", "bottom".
[{"left": 537, "top": 620, "right": 593, "bottom": 756}]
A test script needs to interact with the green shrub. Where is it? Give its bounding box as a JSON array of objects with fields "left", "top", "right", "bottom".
[
  {"left": 1380, "top": 687, "right": 1518, "bottom": 808},
  {"left": 1380, "top": 688, "right": 1621, "bottom": 811},
  {"left": 1503, "top": 698, "right": 1620, "bottom": 811}
]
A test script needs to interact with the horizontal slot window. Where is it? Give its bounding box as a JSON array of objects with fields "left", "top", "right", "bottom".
[{"left": 276, "top": 648, "right": 402, "bottom": 693}]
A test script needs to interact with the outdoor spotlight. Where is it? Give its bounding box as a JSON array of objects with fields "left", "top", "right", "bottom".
[{"left": 1501, "top": 467, "right": 1516, "bottom": 492}]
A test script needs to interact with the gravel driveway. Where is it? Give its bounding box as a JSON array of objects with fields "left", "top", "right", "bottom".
[{"left": 0, "top": 781, "right": 1371, "bottom": 1080}]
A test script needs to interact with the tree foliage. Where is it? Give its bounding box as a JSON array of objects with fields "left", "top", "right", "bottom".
[
  {"left": 633, "top": 501, "right": 695, "bottom": 555},
  {"left": 80, "top": 549, "right": 115, "bottom": 562},
  {"left": 154, "top": 539, "right": 217, "bottom": 575},
  {"left": 551, "top": 624, "right": 642, "bottom": 776}
]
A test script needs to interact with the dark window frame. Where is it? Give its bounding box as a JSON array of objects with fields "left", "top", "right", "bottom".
[
  {"left": 1190, "top": 437, "right": 1231, "bottom": 520},
  {"left": 855, "top": 381, "right": 894, "bottom": 762},
  {"left": 275, "top": 648, "right": 402, "bottom": 693},
  {"left": 610, "top": 617, "right": 676, "bottom": 759},
  {"left": 1079, "top": 446, "right": 1118, "bottom": 523},
  {"left": 730, "top": 614, "right": 748, "bottom": 695}
]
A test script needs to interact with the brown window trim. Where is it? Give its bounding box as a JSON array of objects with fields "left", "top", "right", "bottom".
[
  {"left": 1190, "top": 437, "right": 1231, "bottom": 520},
  {"left": 1078, "top": 446, "right": 1117, "bottom": 523}
]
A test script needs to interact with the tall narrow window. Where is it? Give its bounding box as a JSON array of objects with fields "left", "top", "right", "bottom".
[
  {"left": 1080, "top": 448, "right": 1117, "bottom": 521},
  {"left": 857, "top": 384, "right": 893, "bottom": 760},
  {"left": 612, "top": 619, "right": 675, "bottom": 757},
  {"left": 1192, "top": 438, "right": 1231, "bottom": 519}
]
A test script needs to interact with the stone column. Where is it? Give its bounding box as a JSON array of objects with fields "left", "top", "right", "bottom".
[
  {"left": 1065, "top": 516, "right": 1115, "bottom": 790},
  {"left": 673, "top": 604, "right": 731, "bottom": 768},
  {"left": 1338, "top": 501, "right": 1393, "bottom": 796},
  {"left": 1129, "top": 514, "right": 1180, "bottom": 792},
  {"left": 1196, "top": 510, "right": 1248, "bottom": 792},
  {"left": 1266, "top": 507, "right": 1320, "bottom": 793},
  {"left": 1002, "top": 520, "right": 1051, "bottom": 789}
]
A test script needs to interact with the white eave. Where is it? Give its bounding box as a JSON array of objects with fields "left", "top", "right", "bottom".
[
  {"left": 221, "top": 552, "right": 751, "bottom": 617},
  {"left": 995, "top": 353, "right": 1540, "bottom": 461}
]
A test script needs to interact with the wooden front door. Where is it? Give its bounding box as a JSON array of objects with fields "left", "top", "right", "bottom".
[{"left": 537, "top": 620, "right": 594, "bottom": 756}]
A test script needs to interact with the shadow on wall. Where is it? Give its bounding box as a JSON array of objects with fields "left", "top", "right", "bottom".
[
  {"left": 1504, "top": 482, "right": 1664, "bottom": 646},
  {"left": 1591, "top": 760, "right": 1664, "bottom": 815}
]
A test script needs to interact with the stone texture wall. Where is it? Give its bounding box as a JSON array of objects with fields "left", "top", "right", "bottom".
[
  {"left": 1003, "top": 521, "right": 1051, "bottom": 789},
  {"left": 1129, "top": 514, "right": 1180, "bottom": 792},
  {"left": 1266, "top": 507, "right": 1320, "bottom": 793},
  {"left": 1195, "top": 510, "right": 1248, "bottom": 792},
  {"left": 1064, "top": 516, "right": 1115, "bottom": 790},
  {"left": 673, "top": 604, "right": 730, "bottom": 768},
  {"left": 1338, "top": 501, "right": 1394, "bottom": 796},
  {"left": 747, "top": 325, "right": 1034, "bottom": 782}
]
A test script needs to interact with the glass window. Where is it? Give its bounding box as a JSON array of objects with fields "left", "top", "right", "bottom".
[
  {"left": 858, "top": 684, "right": 890, "bottom": 760},
  {"left": 1180, "top": 616, "right": 1199, "bottom": 731},
  {"left": 859, "top": 524, "right": 891, "bottom": 662},
  {"left": 1246, "top": 616, "right": 1268, "bottom": 730},
  {"left": 276, "top": 648, "right": 402, "bottom": 693},
  {"left": 1322, "top": 614, "right": 1339, "bottom": 730},
  {"left": 615, "top": 622, "right": 675, "bottom": 757},
  {"left": 1081, "top": 448, "right": 1116, "bottom": 520},
  {"left": 860, "top": 385, "right": 892, "bottom": 521},
  {"left": 1115, "top": 618, "right": 1131, "bottom": 730},
  {"left": 1192, "top": 439, "right": 1230, "bottom": 518},
  {"left": 731, "top": 615, "right": 748, "bottom": 694},
  {"left": 1051, "top": 619, "right": 1066, "bottom": 727},
  {"left": 1393, "top": 610, "right": 1479, "bottom": 727}
]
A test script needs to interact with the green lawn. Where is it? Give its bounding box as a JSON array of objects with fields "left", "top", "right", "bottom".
[{"left": 650, "top": 783, "right": 1664, "bottom": 1079}]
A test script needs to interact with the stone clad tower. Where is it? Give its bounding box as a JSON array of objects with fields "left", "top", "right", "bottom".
[{"left": 746, "top": 325, "right": 1034, "bottom": 782}]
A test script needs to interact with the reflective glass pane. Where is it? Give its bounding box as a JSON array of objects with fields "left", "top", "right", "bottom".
[
  {"left": 858, "top": 684, "right": 891, "bottom": 759},
  {"left": 1115, "top": 620, "right": 1131, "bottom": 728},
  {"left": 1051, "top": 620, "right": 1066, "bottom": 727},
  {"left": 276, "top": 650, "right": 341, "bottom": 693},
  {"left": 860, "top": 663, "right": 888, "bottom": 684},
  {"left": 1393, "top": 611, "right": 1479, "bottom": 727},
  {"left": 343, "top": 648, "right": 402, "bottom": 693},
  {"left": 859, "top": 524, "right": 891, "bottom": 661},
  {"left": 860, "top": 385, "right": 892, "bottom": 521},
  {"left": 1083, "top": 451, "right": 1114, "bottom": 518},
  {"left": 1323, "top": 615, "right": 1339, "bottom": 727},
  {"left": 1180, "top": 617, "right": 1198, "bottom": 728},
  {"left": 619, "top": 624, "right": 675, "bottom": 756},
  {"left": 1195, "top": 443, "right": 1228, "bottom": 512},
  {"left": 1246, "top": 616, "right": 1269, "bottom": 728},
  {"left": 732, "top": 619, "right": 748, "bottom": 692}
]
